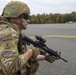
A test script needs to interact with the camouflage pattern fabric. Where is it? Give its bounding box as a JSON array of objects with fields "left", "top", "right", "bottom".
[
  {"left": 0, "top": 22, "right": 20, "bottom": 75},
  {"left": 18, "top": 33, "right": 40, "bottom": 75},
  {"left": 0, "top": 21, "right": 39, "bottom": 75},
  {"left": 2, "top": 1, "right": 30, "bottom": 18}
]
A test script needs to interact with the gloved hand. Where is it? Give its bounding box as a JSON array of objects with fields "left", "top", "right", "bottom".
[{"left": 45, "top": 54, "right": 59, "bottom": 63}]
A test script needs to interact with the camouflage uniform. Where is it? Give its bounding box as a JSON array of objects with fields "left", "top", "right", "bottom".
[
  {"left": 0, "top": 1, "right": 59, "bottom": 75},
  {"left": 0, "top": 1, "right": 39, "bottom": 75},
  {"left": 0, "top": 21, "right": 39, "bottom": 75}
]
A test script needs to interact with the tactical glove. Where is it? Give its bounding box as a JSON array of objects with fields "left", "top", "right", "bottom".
[{"left": 45, "top": 54, "right": 59, "bottom": 63}]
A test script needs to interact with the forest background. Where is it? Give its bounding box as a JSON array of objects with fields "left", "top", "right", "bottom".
[{"left": 30, "top": 11, "right": 76, "bottom": 24}]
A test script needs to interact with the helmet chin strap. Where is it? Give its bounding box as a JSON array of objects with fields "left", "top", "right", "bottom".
[{"left": 10, "top": 19, "right": 27, "bottom": 30}]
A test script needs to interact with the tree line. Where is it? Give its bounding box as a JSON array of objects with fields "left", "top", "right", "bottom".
[{"left": 30, "top": 11, "right": 76, "bottom": 24}]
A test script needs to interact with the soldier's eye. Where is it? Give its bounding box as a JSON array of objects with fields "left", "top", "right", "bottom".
[{"left": 19, "top": 14, "right": 30, "bottom": 20}]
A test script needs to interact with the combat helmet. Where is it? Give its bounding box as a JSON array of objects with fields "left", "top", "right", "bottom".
[{"left": 2, "top": 1, "right": 30, "bottom": 18}]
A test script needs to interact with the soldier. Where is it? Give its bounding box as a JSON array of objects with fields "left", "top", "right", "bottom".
[{"left": 0, "top": 1, "right": 59, "bottom": 75}]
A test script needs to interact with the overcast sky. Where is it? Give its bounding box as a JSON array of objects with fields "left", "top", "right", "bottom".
[{"left": 0, "top": 0, "right": 76, "bottom": 15}]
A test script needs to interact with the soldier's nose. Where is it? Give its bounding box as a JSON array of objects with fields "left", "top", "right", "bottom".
[{"left": 27, "top": 19, "right": 30, "bottom": 23}]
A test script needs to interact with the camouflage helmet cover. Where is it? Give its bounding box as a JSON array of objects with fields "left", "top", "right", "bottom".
[{"left": 2, "top": 1, "right": 30, "bottom": 18}]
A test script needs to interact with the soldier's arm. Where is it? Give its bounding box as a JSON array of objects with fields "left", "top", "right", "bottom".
[
  {"left": 36, "top": 55, "right": 45, "bottom": 61},
  {"left": 20, "top": 48, "right": 39, "bottom": 62},
  {"left": 36, "top": 54, "right": 59, "bottom": 63},
  {"left": 22, "top": 49, "right": 33, "bottom": 61}
]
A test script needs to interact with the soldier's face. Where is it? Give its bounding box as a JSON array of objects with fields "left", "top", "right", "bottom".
[
  {"left": 21, "top": 18, "right": 30, "bottom": 30},
  {"left": 19, "top": 14, "right": 30, "bottom": 30},
  {"left": 10, "top": 17, "right": 30, "bottom": 30}
]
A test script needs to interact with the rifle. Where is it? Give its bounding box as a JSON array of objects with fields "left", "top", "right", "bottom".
[{"left": 22, "top": 35, "right": 68, "bottom": 62}]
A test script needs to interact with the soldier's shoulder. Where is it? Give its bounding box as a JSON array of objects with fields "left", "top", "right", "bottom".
[
  {"left": 0, "top": 21, "right": 12, "bottom": 30},
  {"left": 0, "top": 22, "right": 18, "bottom": 35},
  {"left": 0, "top": 22, "right": 8, "bottom": 31},
  {"left": 0, "top": 21, "right": 10, "bottom": 28},
  {"left": 0, "top": 20, "right": 10, "bottom": 25}
]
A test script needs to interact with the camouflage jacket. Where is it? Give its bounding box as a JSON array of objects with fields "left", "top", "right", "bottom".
[{"left": 0, "top": 21, "right": 39, "bottom": 75}]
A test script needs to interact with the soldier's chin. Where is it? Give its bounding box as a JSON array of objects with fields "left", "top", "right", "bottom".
[
  {"left": 23, "top": 26, "right": 27, "bottom": 30},
  {"left": 22, "top": 25, "right": 27, "bottom": 30}
]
